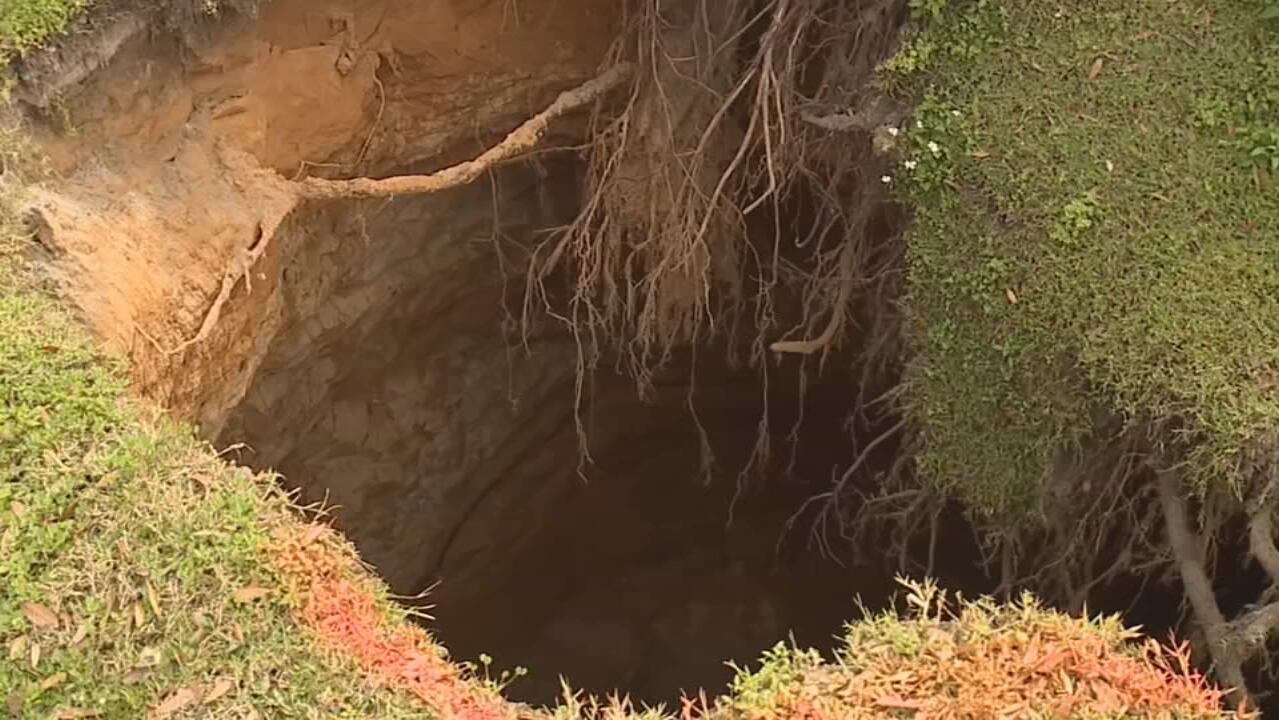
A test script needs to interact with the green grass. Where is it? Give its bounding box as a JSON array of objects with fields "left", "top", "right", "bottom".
[
  {"left": 887, "top": 0, "right": 1279, "bottom": 521},
  {"left": 711, "top": 580, "right": 1232, "bottom": 719},
  {"left": 0, "top": 265, "right": 435, "bottom": 716},
  {"left": 0, "top": 0, "right": 90, "bottom": 60}
]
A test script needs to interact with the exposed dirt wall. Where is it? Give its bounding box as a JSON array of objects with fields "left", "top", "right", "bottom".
[{"left": 20, "top": 0, "right": 616, "bottom": 433}]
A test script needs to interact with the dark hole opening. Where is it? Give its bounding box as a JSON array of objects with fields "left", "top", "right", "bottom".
[
  {"left": 421, "top": 352, "right": 894, "bottom": 707},
  {"left": 210, "top": 159, "right": 918, "bottom": 707},
  {"left": 207, "top": 155, "right": 1248, "bottom": 711}
]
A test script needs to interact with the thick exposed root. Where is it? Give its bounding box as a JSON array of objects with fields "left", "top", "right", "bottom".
[
  {"left": 132, "top": 66, "right": 634, "bottom": 356},
  {"left": 1153, "top": 441, "right": 1279, "bottom": 710}
]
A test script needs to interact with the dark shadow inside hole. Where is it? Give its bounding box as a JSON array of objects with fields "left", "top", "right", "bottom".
[
  {"left": 421, "top": 353, "right": 895, "bottom": 707},
  {"left": 206, "top": 165, "right": 908, "bottom": 708},
  {"left": 207, "top": 158, "right": 1246, "bottom": 711}
]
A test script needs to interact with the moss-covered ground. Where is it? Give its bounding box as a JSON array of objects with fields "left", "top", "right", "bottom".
[
  {"left": 0, "top": 0, "right": 89, "bottom": 62},
  {"left": 889, "top": 0, "right": 1279, "bottom": 521}
]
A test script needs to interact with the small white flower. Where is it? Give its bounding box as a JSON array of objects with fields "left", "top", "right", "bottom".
[
  {"left": 916, "top": 119, "right": 924, "bottom": 129},
  {"left": 904, "top": 160, "right": 918, "bottom": 171},
  {"left": 928, "top": 141, "right": 941, "bottom": 156},
  {"left": 887, "top": 126, "right": 900, "bottom": 137},
  {"left": 951, "top": 110, "right": 962, "bottom": 118},
  {"left": 881, "top": 175, "right": 893, "bottom": 184}
]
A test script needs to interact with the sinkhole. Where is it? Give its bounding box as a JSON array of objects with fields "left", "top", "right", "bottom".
[
  {"left": 201, "top": 161, "right": 905, "bottom": 707},
  {"left": 16, "top": 0, "right": 933, "bottom": 704},
  {"left": 20, "top": 0, "right": 1260, "bottom": 709}
]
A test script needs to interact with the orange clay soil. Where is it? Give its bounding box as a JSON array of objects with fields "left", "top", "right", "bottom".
[{"left": 270, "top": 520, "right": 524, "bottom": 720}]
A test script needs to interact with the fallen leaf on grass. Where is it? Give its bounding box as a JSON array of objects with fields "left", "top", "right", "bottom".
[
  {"left": 875, "top": 695, "right": 925, "bottom": 710},
  {"left": 1087, "top": 58, "right": 1105, "bottom": 80},
  {"left": 233, "top": 586, "right": 272, "bottom": 603},
  {"left": 6, "top": 691, "right": 24, "bottom": 716},
  {"left": 1005, "top": 289, "right": 1019, "bottom": 305},
  {"left": 71, "top": 623, "right": 90, "bottom": 646},
  {"left": 1035, "top": 649, "right": 1071, "bottom": 673},
  {"left": 124, "top": 669, "right": 150, "bottom": 685},
  {"left": 997, "top": 700, "right": 1030, "bottom": 718},
  {"left": 41, "top": 672, "right": 68, "bottom": 691},
  {"left": 8, "top": 635, "right": 28, "bottom": 660},
  {"left": 22, "top": 602, "right": 60, "bottom": 629},
  {"left": 203, "top": 678, "right": 235, "bottom": 705},
  {"left": 146, "top": 582, "right": 163, "bottom": 619},
  {"left": 30, "top": 642, "right": 42, "bottom": 670},
  {"left": 151, "top": 687, "right": 202, "bottom": 719},
  {"left": 302, "top": 523, "right": 327, "bottom": 545},
  {"left": 137, "top": 647, "right": 163, "bottom": 668},
  {"left": 133, "top": 602, "right": 147, "bottom": 629}
]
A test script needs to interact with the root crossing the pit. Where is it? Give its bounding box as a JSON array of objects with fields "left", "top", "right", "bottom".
[{"left": 154, "top": 64, "right": 635, "bottom": 356}]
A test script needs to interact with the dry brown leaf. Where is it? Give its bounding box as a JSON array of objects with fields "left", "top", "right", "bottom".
[
  {"left": 123, "top": 669, "right": 150, "bottom": 686},
  {"left": 8, "top": 635, "right": 28, "bottom": 661},
  {"left": 71, "top": 623, "right": 90, "bottom": 646},
  {"left": 203, "top": 678, "right": 235, "bottom": 705},
  {"left": 138, "top": 647, "right": 163, "bottom": 668},
  {"left": 1035, "top": 649, "right": 1070, "bottom": 673},
  {"left": 146, "top": 582, "right": 163, "bottom": 619},
  {"left": 233, "top": 586, "right": 271, "bottom": 603},
  {"left": 997, "top": 700, "right": 1029, "bottom": 719},
  {"left": 302, "top": 523, "right": 326, "bottom": 545},
  {"left": 133, "top": 602, "right": 147, "bottom": 629},
  {"left": 1005, "top": 288, "right": 1019, "bottom": 305},
  {"left": 22, "top": 602, "right": 60, "bottom": 629},
  {"left": 875, "top": 695, "right": 925, "bottom": 710},
  {"left": 30, "top": 642, "right": 41, "bottom": 670},
  {"left": 151, "top": 687, "right": 202, "bottom": 719},
  {"left": 1060, "top": 670, "right": 1075, "bottom": 694},
  {"left": 53, "top": 709, "right": 105, "bottom": 719},
  {"left": 1087, "top": 57, "right": 1105, "bottom": 80},
  {"left": 41, "top": 672, "right": 68, "bottom": 691},
  {"left": 6, "top": 691, "right": 24, "bottom": 716}
]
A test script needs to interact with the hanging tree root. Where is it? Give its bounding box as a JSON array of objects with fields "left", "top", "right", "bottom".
[
  {"left": 157, "top": 63, "right": 634, "bottom": 355},
  {"left": 527, "top": 0, "right": 906, "bottom": 389},
  {"left": 1157, "top": 464, "right": 1279, "bottom": 710}
]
